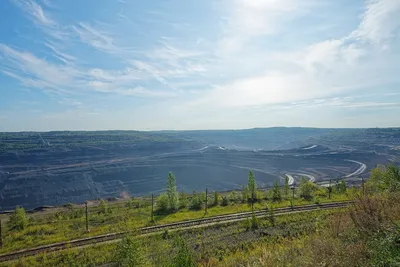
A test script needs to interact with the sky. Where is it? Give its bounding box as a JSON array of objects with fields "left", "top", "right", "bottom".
[{"left": 0, "top": 0, "right": 400, "bottom": 131}]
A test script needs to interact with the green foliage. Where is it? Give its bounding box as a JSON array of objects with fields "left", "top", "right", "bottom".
[
  {"left": 284, "top": 175, "right": 290, "bottom": 197},
  {"left": 157, "top": 193, "right": 169, "bottom": 213},
  {"left": 190, "top": 191, "right": 202, "bottom": 210},
  {"left": 213, "top": 191, "right": 220, "bottom": 206},
  {"left": 9, "top": 206, "right": 28, "bottom": 231},
  {"left": 169, "top": 236, "right": 196, "bottom": 267},
  {"left": 242, "top": 186, "right": 249, "bottom": 203},
  {"left": 248, "top": 170, "right": 257, "bottom": 200},
  {"left": 268, "top": 205, "right": 276, "bottom": 226},
  {"left": 299, "top": 177, "right": 318, "bottom": 200},
  {"left": 221, "top": 196, "right": 229, "bottom": 206},
  {"left": 113, "top": 236, "right": 147, "bottom": 266},
  {"left": 272, "top": 180, "right": 282, "bottom": 202},
  {"left": 167, "top": 172, "right": 179, "bottom": 211},
  {"left": 336, "top": 180, "right": 347, "bottom": 194},
  {"left": 179, "top": 190, "right": 188, "bottom": 209},
  {"left": 251, "top": 213, "right": 259, "bottom": 230},
  {"left": 126, "top": 199, "right": 133, "bottom": 209},
  {"left": 99, "top": 199, "right": 109, "bottom": 214},
  {"left": 367, "top": 164, "right": 400, "bottom": 192}
]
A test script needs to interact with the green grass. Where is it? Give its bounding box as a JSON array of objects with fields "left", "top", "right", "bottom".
[
  {"left": 0, "top": 191, "right": 350, "bottom": 254},
  {"left": 1, "top": 208, "right": 343, "bottom": 267}
]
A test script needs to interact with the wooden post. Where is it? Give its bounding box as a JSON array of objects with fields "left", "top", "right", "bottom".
[
  {"left": 85, "top": 201, "right": 89, "bottom": 233},
  {"left": 151, "top": 193, "right": 154, "bottom": 222},
  {"left": 328, "top": 179, "right": 332, "bottom": 199},
  {"left": 205, "top": 188, "right": 208, "bottom": 215}
]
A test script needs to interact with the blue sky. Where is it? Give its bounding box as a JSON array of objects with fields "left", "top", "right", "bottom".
[{"left": 0, "top": 0, "right": 400, "bottom": 131}]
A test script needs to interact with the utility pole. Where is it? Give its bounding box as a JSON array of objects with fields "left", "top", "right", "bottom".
[
  {"left": 328, "top": 179, "right": 332, "bottom": 199},
  {"left": 85, "top": 201, "right": 89, "bottom": 233},
  {"left": 205, "top": 188, "right": 208, "bottom": 215},
  {"left": 151, "top": 193, "right": 154, "bottom": 222},
  {"left": 291, "top": 185, "right": 295, "bottom": 209}
]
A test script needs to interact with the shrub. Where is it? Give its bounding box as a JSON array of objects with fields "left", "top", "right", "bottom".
[
  {"left": 190, "top": 191, "right": 203, "bottom": 210},
  {"left": 299, "top": 177, "right": 318, "bottom": 200},
  {"left": 272, "top": 180, "right": 282, "bottom": 202},
  {"left": 114, "top": 236, "right": 147, "bottom": 266},
  {"left": 156, "top": 193, "right": 169, "bottom": 213},
  {"left": 9, "top": 206, "right": 28, "bottom": 231},
  {"left": 221, "top": 196, "right": 229, "bottom": 206},
  {"left": 169, "top": 236, "right": 196, "bottom": 267},
  {"left": 213, "top": 191, "right": 220, "bottom": 206},
  {"left": 99, "top": 199, "right": 109, "bottom": 214}
]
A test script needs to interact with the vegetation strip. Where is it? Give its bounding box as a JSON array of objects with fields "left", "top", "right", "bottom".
[{"left": 0, "top": 201, "right": 350, "bottom": 262}]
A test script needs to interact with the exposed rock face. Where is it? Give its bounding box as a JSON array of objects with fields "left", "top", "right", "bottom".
[{"left": 0, "top": 128, "right": 399, "bottom": 210}]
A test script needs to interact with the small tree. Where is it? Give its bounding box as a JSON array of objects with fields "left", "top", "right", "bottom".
[
  {"left": 213, "top": 191, "right": 219, "bottom": 206},
  {"left": 190, "top": 191, "right": 202, "bottom": 210},
  {"left": 248, "top": 170, "right": 257, "bottom": 202},
  {"left": 268, "top": 205, "right": 276, "bottom": 226},
  {"left": 221, "top": 196, "right": 229, "bottom": 206},
  {"left": 170, "top": 236, "right": 196, "bottom": 267},
  {"left": 157, "top": 193, "right": 169, "bottom": 213},
  {"left": 337, "top": 180, "right": 347, "bottom": 194},
  {"left": 9, "top": 206, "right": 28, "bottom": 231},
  {"left": 114, "top": 236, "right": 147, "bottom": 266},
  {"left": 167, "top": 172, "right": 179, "bottom": 211},
  {"left": 272, "top": 180, "right": 282, "bottom": 202},
  {"left": 284, "top": 175, "right": 290, "bottom": 197},
  {"left": 299, "top": 177, "right": 318, "bottom": 200},
  {"left": 99, "top": 199, "right": 109, "bottom": 214},
  {"left": 242, "top": 186, "right": 249, "bottom": 203},
  {"left": 179, "top": 190, "right": 188, "bottom": 209}
]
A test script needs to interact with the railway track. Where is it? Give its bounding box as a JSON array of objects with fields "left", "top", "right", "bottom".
[{"left": 0, "top": 201, "right": 352, "bottom": 262}]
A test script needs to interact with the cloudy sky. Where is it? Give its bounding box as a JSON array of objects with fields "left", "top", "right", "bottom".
[{"left": 1, "top": 0, "right": 400, "bottom": 131}]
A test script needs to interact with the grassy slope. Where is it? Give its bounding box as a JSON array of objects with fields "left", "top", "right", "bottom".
[{"left": 0, "top": 192, "right": 349, "bottom": 254}]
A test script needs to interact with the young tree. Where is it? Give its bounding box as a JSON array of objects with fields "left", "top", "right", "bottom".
[
  {"left": 190, "top": 191, "right": 202, "bottom": 210},
  {"left": 167, "top": 172, "right": 179, "bottom": 211},
  {"left": 299, "top": 176, "right": 317, "bottom": 200},
  {"left": 170, "top": 236, "right": 196, "bottom": 267},
  {"left": 9, "top": 206, "right": 28, "bottom": 231},
  {"left": 179, "top": 190, "right": 188, "bottom": 209},
  {"left": 338, "top": 180, "right": 347, "bottom": 194},
  {"left": 157, "top": 193, "right": 169, "bottom": 213},
  {"left": 99, "top": 199, "right": 108, "bottom": 214},
  {"left": 242, "top": 185, "right": 249, "bottom": 203},
  {"left": 284, "top": 175, "right": 290, "bottom": 197},
  {"left": 221, "top": 196, "right": 229, "bottom": 206},
  {"left": 272, "top": 180, "right": 282, "bottom": 202},
  {"left": 114, "top": 236, "right": 147, "bottom": 266},
  {"left": 248, "top": 170, "right": 257, "bottom": 201},
  {"left": 213, "top": 191, "right": 219, "bottom": 206}
]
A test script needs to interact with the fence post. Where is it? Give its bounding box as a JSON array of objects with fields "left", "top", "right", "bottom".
[
  {"left": 85, "top": 201, "right": 89, "bottom": 233},
  {"left": 205, "top": 188, "right": 208, "bottom": 215},
  {"left": 151, "top": 193, "right": 154, "bottom": 222}
]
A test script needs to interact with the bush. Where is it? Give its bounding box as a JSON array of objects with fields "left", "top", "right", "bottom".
[
  {"left": 114, "top": 236, "right": 147, "bottom": 266},
  {"left": 221, "top": 196, "right": 229, "bottom": 206},
  {"left": 272, "top": 180, "right": 282, "bottom": 202},
  {"left": 9, "top": 206, "right": 28, "bottom": 231},
  {"left": 169, "top": 236, "right": 196, "bottom": 267},
  {"left": 213, "top": 191, "right": 220, "bottom": 206},
  {"left": 190, "top": 191, "right": 202, "bottom": 210},
  {"left": 299, "top": 177, "right": 318, "bottom": 200},
  {"left": 156, "top": 193, "right": 169, "bottom": 213},
  {"left": 99, "top": 199, "right": 109, "bottom": 214}
]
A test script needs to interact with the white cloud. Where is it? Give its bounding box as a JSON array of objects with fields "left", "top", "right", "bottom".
[
  {"left": 10, "top": 0, "right": 55, "bottom": 26},
  {"left": 352, "top": 0, "right": 400, "bottom": 45}
]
